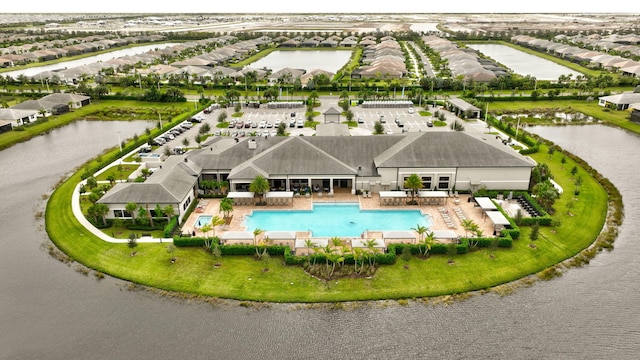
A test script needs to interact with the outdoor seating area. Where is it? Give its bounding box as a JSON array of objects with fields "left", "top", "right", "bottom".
[
  {"left": 195, "top": 199, "right": 209, "bottom": 213},
  {"left": 379, "top": 190, "right": 407, "bottom": 206},
  {"left": 439, "top": 207, "right": 457, "bottom": 229},
  {"left": 227, "top": 191, "right": 254, "bottom": 206},
  {"left": 182, "top": 192, "right": 496, "bottom": 249},
  {"left": 453, "top": 207, "right": 466, "bottom": 221}
]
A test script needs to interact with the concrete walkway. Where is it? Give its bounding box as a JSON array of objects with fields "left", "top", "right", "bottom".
[{"left": 72, "top": 145, "right": 173, "bottom": 244}]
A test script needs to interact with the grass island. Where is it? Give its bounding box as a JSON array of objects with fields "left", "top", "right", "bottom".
[{"left": 43, "top": 104, "right": 619, "bottom": 303}]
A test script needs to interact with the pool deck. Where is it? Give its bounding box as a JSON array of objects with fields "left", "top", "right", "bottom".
[{"left": 183, "top": 192, "right": 502, "bottom": 245}]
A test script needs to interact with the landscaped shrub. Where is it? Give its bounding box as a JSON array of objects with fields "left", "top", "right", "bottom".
[
  {"left": 430, "top": 243, "right": 449, "bottom": 254},
  {"left": 218, "top": 244, "right": 288, "bottom": 256},
  {"left": 456, "top": 243, "right": 469, "bottom": 254},
  {"left": 163, "top": 216, "right": 178, "bottom": 238},
  {"left": 126, "top": 219, "right": 167, "bottom": 231},
  {"left": 173, "top": 236, "right": 207, "bottom": 247},
  {"left": 497, "top": 238, "right": 513, "bottom": 248},
  {"left": 474, "top": 237, "right": 494, "bottom": 248}
]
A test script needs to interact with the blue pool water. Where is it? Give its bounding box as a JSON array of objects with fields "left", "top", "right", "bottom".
[
  {"left": 194, "top": 215, "right": 212, "bottom": 228},
  {"left": 243, "top": 203, "right": 432, "bottom": 237}
]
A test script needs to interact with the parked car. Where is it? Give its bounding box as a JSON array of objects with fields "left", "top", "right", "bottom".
[
  {"left": 297, "top": 119, "right": 304, "bottom": 128},
  {"left": 259, "top": 120, "right": 267, "bottom": 128},
  {"left": 266, "top": 122, "right": 273, "bottom": 128},
  {"left": 427, "top": 121, "right": 434, "bottom": 127},
  {"left": 181, "top": 121, "right": 193, "bottom": 129},
  {"left": 172, "top": 146, "right": 186, "bottom": 155},
  {"left": 379, "top": 115, "right": 386, "bottom": 123},
  {"left": 251, "top": 121, "right": 259, "bottom": 128},
  {"left": 191, "top": 115, "right": 204, "bottom": 123},
  {"left": 408, "top": 107, "right": 415, "bottom": 114},
  {"left": 236, "top": 121, "right": 244, "bottom": 129},
  {"left": 357, "top": 117, "right": 364, "bottom": 123},
  {"left": 289, "top": 119, "right": 296, "bottom": 127},
  {"left": 152, "top": 137, "right": 165, "bottom": 146},
  {"left": 397, "top": 120, "right": 404, "bottom": 127}
]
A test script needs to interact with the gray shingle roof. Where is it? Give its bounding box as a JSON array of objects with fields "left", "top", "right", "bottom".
[
  {"left": 189, "top": 132, "right": 533, "bottom": 180},
  {"left": 99, "top": 156, "right": 199, "bottom": 205}
]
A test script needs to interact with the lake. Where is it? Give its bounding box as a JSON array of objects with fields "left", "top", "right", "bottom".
[
  {"left": 2, "top": 43, "right": 178, "bottom": 78},
  {"left": 467, "top": 43, "right": 582, "bottom": 81},
  {"left": 1, "top": 115, "right": 639, "bottom": 359},
  {"left": 249, "top": 50, "right": 352, "bottom": 73}
]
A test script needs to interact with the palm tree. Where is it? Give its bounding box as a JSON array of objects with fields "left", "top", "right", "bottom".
[
  {"left": 154, "top": 204, "right": 164, "bottom": 222},
  {"left": 321, "top": 244, "right": 334, "bottom": 276},
  {"left": 353, "top": 247, "right": 365, "bottom": 274},
  {"left": 249, "top": 175, "right": 270, "bottom": 205},
  {"left": 304, "top": 239, "right": 315, "bottom": 264},
  {"left": 200, "top": 223, "right": 213, "bottom": 250},
  {"left": 532, "top": 180, "right": 560, "bottom": 213},
  {"left": 163, "top": 205, "right": 175, "bottom": 222},
  {"left": 404, "top": 174, "right": 423, "bottom": 205},
  {"left": 253, "top": 227, "right": 265, "bottom": 258},
  {"left": 461, "top": 219, "right": 476, "bottom": 239},
  {"left": 364, "top": 239, "right": 379, "bottom": 268},
  {"left": 420, "top": 231, "right": 435, "bottom": 258},
  {"left": 220, "top": 197, "right": 234, "bottom": 220},
  {"left": 411, "top": 223, "right": 428, "bottom": 251},
  {"left": 125, "top": 202, "right": 138, "bottom": 224},
  {"left": 210, "top": 215, "right": 225, "bottom": 238}
]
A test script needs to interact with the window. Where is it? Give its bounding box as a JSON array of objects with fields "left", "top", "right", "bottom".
[
  {"left": 113, "top": 209, "right": 131, "bottom": 218},
  {"left": 438, "top": 176, "right": 450, "bottom": 189},
  {"left": 421, "top": 176, "right": 432, "bottom": 189}
]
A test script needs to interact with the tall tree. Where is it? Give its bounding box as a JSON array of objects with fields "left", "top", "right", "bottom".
[
  {"left": 220, "top": 197, "right": 234, "bottom": 219},
  {"left": 404, "top": 174, "right": 423, "bottom": 204},
  {"left": 126, "top": 202, "right": 138, "bottom": 224},
  {"left": 249, "top": 175, "right": 270, "bottom": 205}
]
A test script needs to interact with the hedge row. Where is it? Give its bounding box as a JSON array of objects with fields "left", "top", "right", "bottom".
[
  {"left": 163, "top": 216, "right": 179, "bottom": 238},
  {"left": 173, "top": 233, "right": 515, "bottom": 265}
]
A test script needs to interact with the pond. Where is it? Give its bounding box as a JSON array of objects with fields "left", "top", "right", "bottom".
[
  {"left": 249, "top": 50, "right": 353, "bottom": 73},
  {"left": 467, "top": 43, "right": 582, "bottom": 81}
]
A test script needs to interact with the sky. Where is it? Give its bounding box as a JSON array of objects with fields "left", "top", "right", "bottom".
[{"left": 2, "top": 1, "right": 639, "bottom": 14}]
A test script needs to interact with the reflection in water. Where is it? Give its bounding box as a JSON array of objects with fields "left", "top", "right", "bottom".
[
  {"left": 1, "top": 123, "right": 639, "bottom": 359},
  {"left": 467, "top": 44, "right": 582, "bottom": 80}
]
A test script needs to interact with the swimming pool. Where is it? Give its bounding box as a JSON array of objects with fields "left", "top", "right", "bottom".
[
  {"left": 194, "top": 215, "right": 212, "bottom": 228},
  {"left": 243, "top": 203, "right": 432, "bottom": 237}
]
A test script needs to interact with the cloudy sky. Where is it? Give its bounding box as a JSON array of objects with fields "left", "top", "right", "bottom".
[{"left": 2, "top": 1, "right": 638, "bottom": 14}]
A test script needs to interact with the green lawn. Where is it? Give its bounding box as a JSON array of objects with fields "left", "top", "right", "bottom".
[{"left": 46, "top": 137, "right": 611, "bottom": 302}]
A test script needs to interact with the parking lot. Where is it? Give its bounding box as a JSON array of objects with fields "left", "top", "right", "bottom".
[{"left": 151, "top": 97, "right": 459, "bottom": 154}]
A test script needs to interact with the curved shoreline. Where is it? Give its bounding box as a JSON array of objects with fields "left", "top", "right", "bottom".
[{"left": 45, "top": 134, "right": 617, "bottom": 302}]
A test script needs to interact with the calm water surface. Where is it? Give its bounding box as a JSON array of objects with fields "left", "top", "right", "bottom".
[
  {"left": 249, "top": 50, "right": 352, "bottom": 73},
  {"left": 2, "top": 43, "right": 178, "bottom": 78},
  {"left": 244, "top": 203, "right": 432, "bottom": 237},
  {"left": 468, "top": 44, "right": 582, "bottom": 80},
  {"left": 1, "top": 122, "right": 639, "bottom": 359}
]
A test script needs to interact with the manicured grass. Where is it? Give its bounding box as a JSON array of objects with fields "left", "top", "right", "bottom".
[
  {"left": 46, "top": 137, "right": 610, "bottom": 302},
  {"left": 94, "top": 163, "right": 139, "bottom": 182}
]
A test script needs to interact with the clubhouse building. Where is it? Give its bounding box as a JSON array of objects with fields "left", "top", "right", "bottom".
[{"left": 98, "top": 131, "right": 536, "bottom": 223}]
